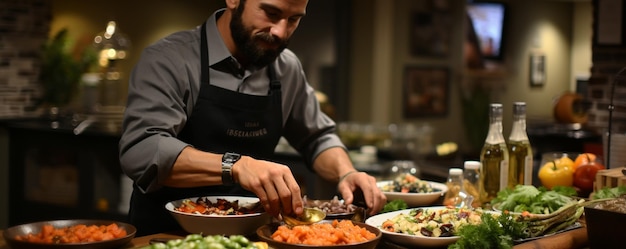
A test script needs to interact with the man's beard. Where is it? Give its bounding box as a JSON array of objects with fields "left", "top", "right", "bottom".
[{"left": 230, "top": 5, "right": 289, "bottom": 68}]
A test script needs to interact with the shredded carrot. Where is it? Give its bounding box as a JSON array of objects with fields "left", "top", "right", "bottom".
[
  {"left": 15, "top": 223, "right": 127, "bottom": 244},
  {"left": 271, "top": 219, "right": 376, "bottom": 245}
]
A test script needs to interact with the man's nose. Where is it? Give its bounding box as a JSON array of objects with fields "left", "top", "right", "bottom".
[{"left": 270, "top": 19, "right": 290, "bottom": 41}]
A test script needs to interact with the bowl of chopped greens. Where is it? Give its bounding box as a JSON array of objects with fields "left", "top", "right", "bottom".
[
  {"left": 142, "top": 234, "right": 267, "bottom": 249},
  {"left": 489, "top": 185, "right": 579, "bottom": 215},
  {"left": 377, "top": 173, "right": 447, "bottom": 207}
]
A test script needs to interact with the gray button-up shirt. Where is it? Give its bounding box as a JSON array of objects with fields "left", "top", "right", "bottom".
[{"left": 119, "top": 9, "right": 344, "bottom": 193}]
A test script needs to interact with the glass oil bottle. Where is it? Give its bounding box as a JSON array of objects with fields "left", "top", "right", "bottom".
[
  {"left": 507, "top": 102, "right": 533, "bottom": 187},
  {"left": 479, "top": 103, "right": 509, "bottom": 207}
]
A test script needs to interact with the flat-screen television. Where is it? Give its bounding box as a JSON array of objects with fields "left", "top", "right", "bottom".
[{"left": 466, "top": 1, "right": 507, "bottom": 60}]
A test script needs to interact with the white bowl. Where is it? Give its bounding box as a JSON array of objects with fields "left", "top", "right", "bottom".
[
  {"left": 165, "top": 196, "right": 271, "bottom": 236},
  {"left": 365, "top": 207, "right": 459, "bottom": 247},
  {"left": 376, "top": 180, "right": 447, "bottom": 207}
]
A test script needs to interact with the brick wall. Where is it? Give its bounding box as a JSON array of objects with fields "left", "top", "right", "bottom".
[
  {"left": 0, "top": 0, "right": 50, "bottom": 118},
  {"left": 586, "top": 0, "right": 626, "bottom": 134},
  {"left": 587, "top": 65, "right": 626, "bottom": 133},
  {"left": 587, "top": 0, "right": 626, "bottom": 168}
]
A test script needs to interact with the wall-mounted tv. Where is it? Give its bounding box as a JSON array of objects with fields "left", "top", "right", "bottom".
[{"left": 466, "top": 1, "right": 507, "bottom": 60}]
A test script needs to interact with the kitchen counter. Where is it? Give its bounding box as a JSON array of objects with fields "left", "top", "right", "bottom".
[{"left": 0, "top": 225, "right": 589, "bottom": 249}]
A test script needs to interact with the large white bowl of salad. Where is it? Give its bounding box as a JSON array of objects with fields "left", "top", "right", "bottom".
[
  {"left": 365, "top": 206, "right": 486, "bottom": 247},
  {"left": 377, "top": 173, "right": 447, "bottom": 207}
]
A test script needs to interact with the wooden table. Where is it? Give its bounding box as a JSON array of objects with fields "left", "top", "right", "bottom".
[
  {"left": 123, "top": 227, "right": 589, "bottom": 249},
  {"left": 0, "top": 226, "right": 589, "bottom": 249}
]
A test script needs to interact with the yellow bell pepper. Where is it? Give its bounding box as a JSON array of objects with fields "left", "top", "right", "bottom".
[{"left": 538, "top": 159, "right": 574, "bottom": 190}]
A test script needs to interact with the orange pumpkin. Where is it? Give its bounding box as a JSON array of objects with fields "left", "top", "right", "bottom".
[{"left": 553, "top": 92, "right": 589, "bottom": 124}]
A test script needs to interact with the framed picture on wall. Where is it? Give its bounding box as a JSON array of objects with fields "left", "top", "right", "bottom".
[
  {"left": 409, "top": 0, "right": 452, "bottom": 58},
  {"left": 403, "top": 66, "right": 450, "bottom": 118},
  {"left": 529, "top": 53, "right": 546, "bottom": 86}
]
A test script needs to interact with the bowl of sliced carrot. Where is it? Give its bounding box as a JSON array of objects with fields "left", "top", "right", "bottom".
[
  {"left": 256, "top": 219, "right": 381, "bottom": 249},
  {"left": 2, "top": 219, "right": 136, "bottom": 249}
]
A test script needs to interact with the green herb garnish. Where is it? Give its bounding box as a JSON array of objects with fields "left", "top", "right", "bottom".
[
  {"left": 591, "top": 186, "right": 626, "bottom": 199},
  {"left": 381, "top": 199, "right": 408, "bottom": 213},
  {"left": 448, "top": 212, "right": 527, "bottom": 249}
]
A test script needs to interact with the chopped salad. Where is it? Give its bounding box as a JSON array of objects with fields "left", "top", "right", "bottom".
[
  {"left": 380, "top": 173, "right": 436, "bottom": 193},
  {"left": 174, "top": 198, "right": 263, "bottom": 215},
  {"left": 380, "top": 206, "right": 486, "bottom": 237}
]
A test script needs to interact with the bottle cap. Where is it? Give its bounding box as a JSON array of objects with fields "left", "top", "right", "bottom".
[
  {"left": 513, "top": 102, "right": 526, "bottom": 115},
  {"left": 464, "top": 161, "right": 481, "bottom": 170},
  {"left": 490, "top": 103, "right": 503, "bottom": 117},
  {"left": 449, "top": 168, "right": 463, "bottom": 175}
]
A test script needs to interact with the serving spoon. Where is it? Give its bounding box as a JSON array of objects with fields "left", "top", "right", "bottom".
[{"left": 282, "top": 208, "right": 326, "bottom": 226}]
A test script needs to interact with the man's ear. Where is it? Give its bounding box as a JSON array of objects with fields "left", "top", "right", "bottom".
[{"left": 225, "top": 0, "right": 240, "bottom": 9}]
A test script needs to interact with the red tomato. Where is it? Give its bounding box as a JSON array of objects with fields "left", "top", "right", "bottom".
[
  {"left": 573, "top": 162, "right": 605, "bottom": 191},
  {"left": 573, "top": 153, "right": 597, "bottom": 171}
]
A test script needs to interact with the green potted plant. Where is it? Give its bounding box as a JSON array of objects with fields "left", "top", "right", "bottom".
[
  {"left": 460, "top": 84, "right": 490, "bottom": 155},
  {"left": 39, "top": 28, "right": 96, "bottom": 108}
]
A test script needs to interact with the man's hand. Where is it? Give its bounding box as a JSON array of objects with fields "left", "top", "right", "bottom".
[
  {"left": 337, "top": 172, "right": 387, "bottom": 215},
  {"left": 232, "top": 156, "right": 304, "bottom": 217}
]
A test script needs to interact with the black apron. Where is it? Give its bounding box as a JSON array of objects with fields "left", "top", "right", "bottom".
[{"left": 128, "top": 21, "right": 283, "bottom": 236}]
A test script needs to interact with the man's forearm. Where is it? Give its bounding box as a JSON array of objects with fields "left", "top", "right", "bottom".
[
  {"left": 312, "top": 147, "right": 357, "bottom": 182},
  {"left": 163, "top": 146, "right": 224, "bottom": 187}
]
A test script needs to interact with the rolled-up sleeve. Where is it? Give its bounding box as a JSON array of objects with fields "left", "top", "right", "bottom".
[
  {"left": 119, "top": 32, "right": 200, "bottom": 193},
  {"left": 277, "top": 51, "right": 346, "bottom": 168}
]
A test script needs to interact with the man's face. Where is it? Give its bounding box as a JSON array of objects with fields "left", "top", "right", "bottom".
[{"left": 230, "top": 0, "right": 306, "bottom": 68}]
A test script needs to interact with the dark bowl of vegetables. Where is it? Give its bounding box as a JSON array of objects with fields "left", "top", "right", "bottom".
[
  {"left": 585, "top": 191, "right": 626, "bottom": 249},
  {"left": 303, "top": 195, "right": 366, "bottom": 222}
]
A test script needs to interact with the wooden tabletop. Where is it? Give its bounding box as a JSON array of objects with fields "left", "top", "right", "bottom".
[
  {"left": 0, "top": 225, "right": 589, "bottom": 249},
  {"left": 121, "top": 227, "right": 589, "bottom": 249}
]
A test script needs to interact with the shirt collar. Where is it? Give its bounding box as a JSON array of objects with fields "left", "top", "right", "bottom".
[{"left": 206, "top": 9, "right": 234, "bottom": 67}]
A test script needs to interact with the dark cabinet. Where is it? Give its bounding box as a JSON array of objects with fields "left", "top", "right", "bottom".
[{"left": 7, "top": 120, "right": 127, "bottom": 226}]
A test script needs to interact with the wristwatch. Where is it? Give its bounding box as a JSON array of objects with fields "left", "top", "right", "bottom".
[{"left": 221, "top": 152, "right": 241, "bottom": 186}]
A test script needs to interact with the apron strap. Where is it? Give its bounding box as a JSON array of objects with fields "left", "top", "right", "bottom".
[
  {"left": 200, "top": 21, "right": 209, "bottom": 85},
  {"left": 267, "top": 64, "right": 281, "bottom": 93}
]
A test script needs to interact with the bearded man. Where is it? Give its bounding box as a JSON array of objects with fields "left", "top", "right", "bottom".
[{"left": 119, "top": 0, "right": 385, "bottom": 236}]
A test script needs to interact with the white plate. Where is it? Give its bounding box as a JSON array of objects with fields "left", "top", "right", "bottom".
[
  {"left": 377, "top": 180, "right": 448, "bottom": 207},
  {"left": 365, "top": 207, "right": 459, "bottom": 247}
]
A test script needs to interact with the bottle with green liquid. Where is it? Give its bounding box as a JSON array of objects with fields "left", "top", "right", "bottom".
[
  {"left": 479, "top": 103, "right": 509, "bottom": 207},
  {"left": 508, "top": 102, "right": 533, "bottom": 187}
]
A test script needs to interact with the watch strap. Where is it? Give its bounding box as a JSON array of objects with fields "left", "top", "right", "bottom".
[{"left": 221, "top": 152, "right": 240, "bottom": 186}]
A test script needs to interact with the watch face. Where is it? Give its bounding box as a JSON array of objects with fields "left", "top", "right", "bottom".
[{"left": 223, "top": 152, "right": 241, "bottom": 163}]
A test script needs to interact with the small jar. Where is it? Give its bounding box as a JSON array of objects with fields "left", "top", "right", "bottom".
[
  {"left": 388, "top": 160, "right": 420, "bottom": 180},
  {"left": 463, "top": 161, "right": 482, "bottom": 208},
  {"left": 443, "top": 168, "right": 464, "bottom": 207}
]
